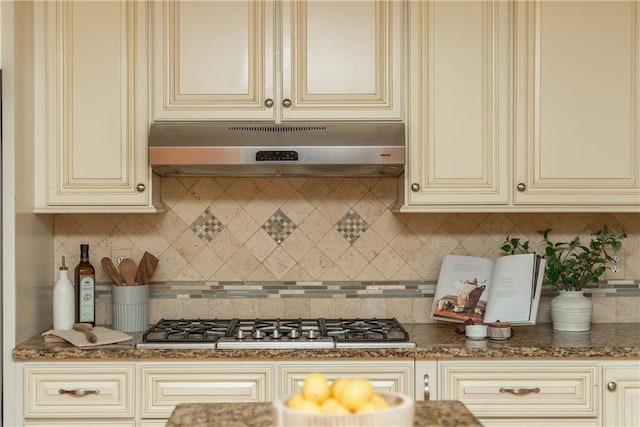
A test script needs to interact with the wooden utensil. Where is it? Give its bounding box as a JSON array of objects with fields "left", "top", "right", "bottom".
[
  {"left": 136, "top": 251, "right": 159, "bottom": 286},
  {"left": 119, "top": 258, "right": 137, "bottom": 287},
  {"left": 101, "top": 257, "right": 123, "bottom": 286},
  {"left": 73, "top": 323, "right": 97, "bottom": 343}
]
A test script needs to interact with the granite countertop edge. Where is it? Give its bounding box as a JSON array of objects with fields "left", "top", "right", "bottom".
[{"left": 12, "top": 323, "right": 640, "bottom": 361}]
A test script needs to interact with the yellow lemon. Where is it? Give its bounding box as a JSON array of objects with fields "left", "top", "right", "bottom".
[
  {"left": 301, "top": 373, "right": 331, "bottom": 404},
  {"left": 332, "top": 404, "right": 351, "bottom": 415},
  {"left": 293, "top": 399, "right": 322, "bottom": 413},
  {"left": 320, "top": 398, "right": 341, "bottom": 413},
  {"left": 370, "top": 393, "right": 390, "bottom": 410},
  {"left": 338, "top": 378, "right": 375, "bottom": 412},
  {"left": 330, "top": 378, "right": 351, "bottom": 401},
  {"left": 355, "top": 401, "right": 378, "bottom": 413},
  {"left": 287, "top": 393, "right": 307, "bottom": 409}
]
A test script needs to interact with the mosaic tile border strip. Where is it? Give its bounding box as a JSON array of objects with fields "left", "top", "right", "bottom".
[{"left": 96, "top": 280, "right": 640, "bottom": 299}]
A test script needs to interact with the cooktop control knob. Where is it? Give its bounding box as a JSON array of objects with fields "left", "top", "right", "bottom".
[
  {"left": 307, "top": 330, "right": 318, "bottom": 339},
  {"left": 253, "top": 330, "right": 265, "bottom": 339},
  {"left": 288, "top": 329, "right": 300, "bottom": 339},
  {"left": 271, "top": 328, "right": 282, "bottom": 339}
]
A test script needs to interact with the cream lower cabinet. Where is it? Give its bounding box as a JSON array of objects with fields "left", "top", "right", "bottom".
[
  {"left": 152, "top": 0, "right": 403, "bottom": 122},
  {"left": 401, "top": 0, "right": 640, "bottom": 212},
  {"left": 22, "top": 362, "right": 136, "bottom": 426},
  {"left": 602, "top": 361, "right": 640, "bottom": 427},
  {"left": 140, "top": 359, "right": 414, "bottom": 425},
  {"left": 438, "top": 360, "right": 600, "bottom": 426},
  {"left": 35, "top": 1, "right": 163, "bottom": 213}
]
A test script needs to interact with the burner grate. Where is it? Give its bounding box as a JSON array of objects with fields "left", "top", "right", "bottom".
[{"left": 140, "top": 317, "right": 413, "bottom": 348}]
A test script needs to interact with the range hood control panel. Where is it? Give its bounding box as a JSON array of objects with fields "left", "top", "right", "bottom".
[{"left": 256, "top": 151, "right": 299, "bottom": 162}]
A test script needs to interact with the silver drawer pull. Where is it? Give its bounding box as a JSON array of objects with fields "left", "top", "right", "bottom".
[
  {"left": 423, "top": 374, "right": 430, "bottom": 401},
  {"left": 499, "top": 387, "right": 540, "bottom": 396},
  {"left": 58, "top": 388, "right": 100, "bottom": 397}
]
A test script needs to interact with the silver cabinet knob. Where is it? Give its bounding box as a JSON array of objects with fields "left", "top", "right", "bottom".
[
  {"left": 264, "top": 98, "right": 274, "bottom": 108},
  {"left": 136, "top": 183, "right": 145, "bottom": 192},
  {"left": 282, "top": 98, "right": 292, "bottom": 108},
  {"left": 607, "top": 381, "right": 617, "bottom": 392},
  {"left": 411, "top": 183, "right": 420, "bottom": 192},
  {"left": 517, "top": 182, "right": 526, "bottom": 192}
]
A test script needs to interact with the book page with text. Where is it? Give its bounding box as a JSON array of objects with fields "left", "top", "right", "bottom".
[{"left": 483, "top": 254, "right": 540, "bottom": 323}]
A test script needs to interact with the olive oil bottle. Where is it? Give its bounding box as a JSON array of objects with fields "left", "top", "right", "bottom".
[{"left": 75, "top": 244, "right": 96, "bottom": 325}]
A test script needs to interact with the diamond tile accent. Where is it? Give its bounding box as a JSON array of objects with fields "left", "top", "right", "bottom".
[
  {"left": 336, "top": 210, "right": 369, "bottom": 244},
  {"left": 191, "top": 209, "right": 223, "bottom": 242},
  {"left": 262, "top": 209, "right": 297, "bottom": 244}
]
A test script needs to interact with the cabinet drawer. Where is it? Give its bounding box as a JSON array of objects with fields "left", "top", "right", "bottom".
[
  {"left": 278, "top": 360, "right": 415, "bottom": 400},
  {"left": 440, "top": 361, "right": 598, "bottom": 418},
  {"left": 24, "top": 363, "right": 135, "bottom": 418},
  {"left": 25, "top": 422, "right": 136, "bottom": 427},
  {"left": 141, "top": 362, "right": 274, "bottom": 418}
]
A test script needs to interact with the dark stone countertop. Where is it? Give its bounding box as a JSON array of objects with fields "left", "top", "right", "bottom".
[
  {"left": 165, "top": 400, "right": 483, "bottom": 427},
  {"left": 12, "top": 323, "right": 640, "bottom": 360}
]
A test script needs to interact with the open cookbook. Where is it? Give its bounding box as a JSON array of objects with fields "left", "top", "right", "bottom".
[{"left": 431, "top": 254, "right": 546, "bottom": 325}]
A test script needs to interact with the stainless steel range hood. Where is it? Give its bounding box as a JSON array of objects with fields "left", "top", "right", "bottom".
[{"left": 148, "top": 122, "right": 405, "bottom": 177}]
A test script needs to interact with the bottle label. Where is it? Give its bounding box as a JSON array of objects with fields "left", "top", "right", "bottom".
[{"left": 78, "top": 274, "right": 95, "bottom": 322}]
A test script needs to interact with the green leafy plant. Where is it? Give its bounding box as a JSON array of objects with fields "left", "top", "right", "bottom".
[{"left": 501, "top": 225, "right": 626, "bottom": 291}]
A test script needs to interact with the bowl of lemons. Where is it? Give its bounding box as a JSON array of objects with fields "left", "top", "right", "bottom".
[{"left": 273, "top": 373, "right": 414, "bottom": 427}]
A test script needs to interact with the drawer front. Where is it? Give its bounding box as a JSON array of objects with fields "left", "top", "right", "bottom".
[
  {"left": 141, "top": 363, "right": 274, "bottom": 418},
  {"left": 278, "top": 360, "right": 415, "bottom": 400},
  {"left": 24, "top": 364, "right": 135, "bottom": 419},
  {"left": 440, "top": 361, "right": 598, "bottom": 418},
  {"left": 25, "top": 422, "right": 136, "bottom": 427},
  {"left": 481, "top": 419, "right": 600, "bottom": 427}
]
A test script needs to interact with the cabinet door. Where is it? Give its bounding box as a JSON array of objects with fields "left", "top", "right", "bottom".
[
  {"left": 404, "top": 0, "right": 510, "bottom": 208},
  {"left": 278, "top": 360, "right": 414, "bottom": 400},
  {"left": 514, "top": 0, "right": 640, "bottom": 208},
  {"left": 280, "top": 0, "right": 403, "bottom": 121},
  {"left": 602, "top": 363, "right": 640, "bottom": 427},
  {"left": 41, "top": 0, "right": 151, "bottom": 210},
  {"left": 152, "top": 0, "right": 275, "bottom": 120}
]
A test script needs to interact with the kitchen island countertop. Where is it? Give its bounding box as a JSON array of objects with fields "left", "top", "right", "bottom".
[
  {"left": 165, "top": 400, "right": 483, "bottom": 427},
  {"left": 12, "top": 323, "right": 640, "bottom": 360}
]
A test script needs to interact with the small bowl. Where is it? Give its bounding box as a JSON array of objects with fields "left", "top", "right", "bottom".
[
  {"left": 272, "top": 392, "right": 414, "bottom": 427},
  {"left": 465, "top": 324, "right": 488, "bottom": 340}
]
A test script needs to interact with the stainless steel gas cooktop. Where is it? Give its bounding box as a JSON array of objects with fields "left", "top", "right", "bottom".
[{"left": 137, "top": 318, "right": 416, "bottom": 350}]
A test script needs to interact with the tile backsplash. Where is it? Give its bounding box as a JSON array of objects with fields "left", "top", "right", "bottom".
[{"left": 53, "top": 177, "right": 640, "bottom": 323}]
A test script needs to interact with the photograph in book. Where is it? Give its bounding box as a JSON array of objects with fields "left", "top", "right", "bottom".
[{"left": 431, "top": 254, "right": 545, "bottom": 325}]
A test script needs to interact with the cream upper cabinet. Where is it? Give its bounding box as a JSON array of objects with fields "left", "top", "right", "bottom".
[
  {"left": 400, "top": 0, "right": 640, "bottom": 212},
  {"left": 152, "top": 0, "right": 403, "bottom": 122},
  {"left": 36, "top": 0, "right": 162, "bottom": 213},
  {"left": 151, "top": 0, "right": 275, "bottom": 121},
  {"left": 402, "top": 0, "right": 511, "bottom": 208},
  {"left": 513, "top": 0, "right": 640, "bottom": 208}
]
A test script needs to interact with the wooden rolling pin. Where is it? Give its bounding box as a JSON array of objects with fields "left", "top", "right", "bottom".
[{"left": 73, "top": 323, "right": 97, "bottom": 343}]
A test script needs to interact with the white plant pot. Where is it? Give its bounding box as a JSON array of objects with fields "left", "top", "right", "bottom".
[{"left": 550, "top": 290, "right": 593, "bottom": 332}]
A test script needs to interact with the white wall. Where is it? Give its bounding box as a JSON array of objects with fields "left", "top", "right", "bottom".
[{"left": 3, "top": 2, "right": 54, "bottom": 425}]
